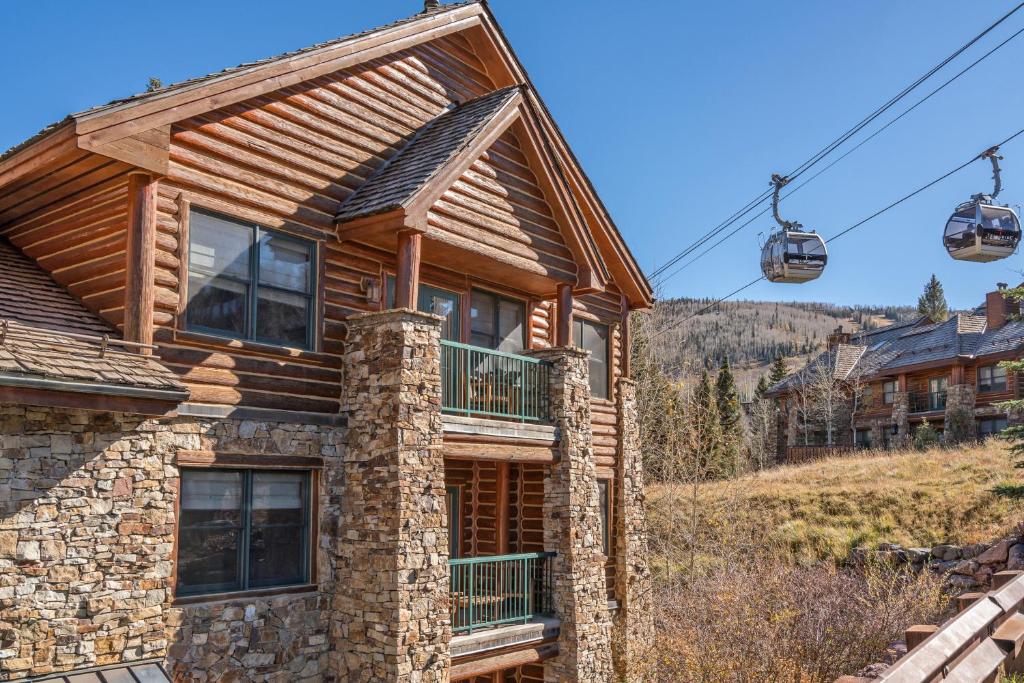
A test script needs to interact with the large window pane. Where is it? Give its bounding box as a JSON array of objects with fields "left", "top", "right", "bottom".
[
  {"left": 187, "top": 273, "right": 248, "bottom": 336},
  {"left": 419, "top": 285, "right": 460, "bottom": 342},
  {"left": 497, "top": 299, "right": 524, "bottom": 353},
  {"left": 259, "top": 233, "right": 311, "bottom": 292},
  {"left": 470, "top": 290, "right": 497, "bottom": 349},
  {"left": 256, "top": 288, "right": 309, "bottom": 347},
  {"left": 249, "top": 472, "right": 306, "bottom": 588},
  {"left": 177, "top": 471, "right": 244, "bottom": 594},
  {"left": 190, "top": 212, "right": 252, "bottom": 279},
  {"left": 576, "top": 319, "right": 609, "bottom": 399},
  {"left": 470, "top": 290, "right": 525, "bottom": 352}
]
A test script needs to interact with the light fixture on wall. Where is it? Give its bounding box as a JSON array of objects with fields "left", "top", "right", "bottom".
[{"left": 361, "top": 276, "right": 382, "bottom": 305}]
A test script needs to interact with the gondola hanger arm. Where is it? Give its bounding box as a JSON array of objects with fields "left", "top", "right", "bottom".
[
  {"left": 979, "top": 146, "right": 1003, "bottom": 199},
  {"left": 771, "top": 173, "right": 802, "bottom": 230}
]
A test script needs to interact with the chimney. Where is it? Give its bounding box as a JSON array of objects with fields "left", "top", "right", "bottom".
[
  {"left": 986, "top": 283, "right": 1019, "bottom": 331},
  {"left": 423, "top": 0, "right": 441, "bottom": 10},
  {"left": 827, "top": 325, "right": 851, "bottom": 350}
]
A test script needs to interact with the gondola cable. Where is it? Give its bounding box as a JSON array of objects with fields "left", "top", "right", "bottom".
[
  {"left": 651, "top": 22, "right": 1024, "bottom": 288},
  {"left": 653, "top": 125, "right": 1024, "bottom": 338},
  {"left": 648, "top": 2, "right": 1024, "bottom": 286}
]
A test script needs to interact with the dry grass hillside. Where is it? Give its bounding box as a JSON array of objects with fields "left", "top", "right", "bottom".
[
  {"left": 652, "top": 297, "right": 917, "bottom": 396},
  {"left": 650, "top": 442, "right": 1024, "bottom": 568}
]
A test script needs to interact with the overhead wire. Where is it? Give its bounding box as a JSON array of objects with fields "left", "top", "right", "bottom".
[
  {"left": 652, "top": 22, "right": 1024, "bottom": 287},
  {"left": 652, "top": 125, "right": 1024, "bottom": 339},
  {"left": 647, "top": 2, "right": 1024, "bottom": 286}
]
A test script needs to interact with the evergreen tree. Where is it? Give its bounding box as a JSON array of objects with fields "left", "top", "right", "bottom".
[
  {"left": 917, "top": 274, "right": 949, "bottom": 322},
  {"left": 716, "top": 358, "right": 744, "bottom": 475},
  {"left": 769, "top": 356, "right": 787, "bottom": 385},
  {"left": 690, "top": 371, "right": 724, "bottom": 479},
  {"left": 755, "top": 375, "right": 770, "bottom": 399},
  {"left": 995, "top": 286, "right": 1024, "bottom": 459}
]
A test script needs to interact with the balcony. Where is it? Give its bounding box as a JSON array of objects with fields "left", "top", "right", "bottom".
[
  {"left": 440, "top": 341, "right": 552, "bottom": 423},
  {"left": 449, "top": 552, "right": 555, "bottom": 635},
  {"left": 909, "top": 390, "right": 947, "bottom": 413}
]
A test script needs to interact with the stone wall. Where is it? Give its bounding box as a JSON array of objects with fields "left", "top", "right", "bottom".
[
  {"left": 0, "top": 404, "right": 341, "bottom": 682},
  {"left": 612, "top": 379, "right": 655, "bottom": 682},
  {"left": 331, "top": 309, "right": 450, "bottom": 683},
  {"left": 944, "top": 384, "right": 977, "bottom": 443},
  {"left": 531, "top": 347, "right": 614, "bottom": 682}
]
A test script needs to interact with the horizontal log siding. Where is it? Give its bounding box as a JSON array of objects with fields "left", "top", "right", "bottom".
[
  {"left": 155, "top": 36, "right": 496, "bottom": 412},
  {"left": 428, "top": 129, "right": 577, "bottom": 284},
  {"left": 0, "top": 151, "right": 132, "bottom": 330}
]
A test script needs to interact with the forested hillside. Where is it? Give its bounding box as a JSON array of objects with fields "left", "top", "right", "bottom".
[{"left": 650, "top": 298, "right": 918, "bottom": 396}]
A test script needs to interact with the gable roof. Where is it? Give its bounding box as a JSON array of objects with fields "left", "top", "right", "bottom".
[
  {"left": 0, "top": 240, "right": 187, "bottom": 407},
  {"left": 337, "top": 86, "right": 522, "bottom": 223},
  {"left": 768, "top": 306, "right": 1024, "bottom": 395},
  {"left": 0, "top": 1, "right": 653, "bottom": 308}
]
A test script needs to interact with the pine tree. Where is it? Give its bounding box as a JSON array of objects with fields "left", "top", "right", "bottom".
[
  {"left": 755, "top": 375, "right": 770, "bottom": 399},
  {"left": 995, "top": 286, "right": 1024, "bottom": 459},
  {"left": 769, "top": 356, "right": 787, "bottom": 385},
  {"left": 690, "top": 371, "right": 724, "bottom": 479},
  {"left": 716, "top": 358, "right": 744, "bottom": 475},
  {"left": 917, "top": 274, "right": 949, "bottom": 322}
]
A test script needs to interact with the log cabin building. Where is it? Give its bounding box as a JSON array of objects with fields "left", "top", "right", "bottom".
[
  {"left": 767, "top": 285, "right": 1024, "bottom": 463},
  {"left": 0, "top": 3, "right": 655, "bottom": 681}
]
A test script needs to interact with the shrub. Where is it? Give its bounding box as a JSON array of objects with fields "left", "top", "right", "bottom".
[{"left": 914, "top": 419, "right": 940, "bottom": 450}]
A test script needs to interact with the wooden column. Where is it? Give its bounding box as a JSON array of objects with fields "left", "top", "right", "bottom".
[
  {"left": 952, "top": 364, "right": 965, "bottom": 385},
  {"left": 394, "top": 230, "right": 422, "bottom": 309},
  {"left": 556, "top": 282, "right": 573, "bottom": 347},
  {"left": 898, "top": 373, "right": 907, "bottom": 392},
  {"left": 619, "top": 293, "right": 631, "bottom": 379},
  {"left": 495, "top": 461, "right": 510, "bottom": 555},
  {"left": 124, "top": 172, "right": 157, "bottom": 351}
]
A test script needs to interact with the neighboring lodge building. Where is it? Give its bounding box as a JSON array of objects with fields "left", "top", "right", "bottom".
[
  {"left": 767, "top": 285, "right": 1024, "bottom": 462},
  {"left": 0, "top": 3, "right": 655, "bottom": 682}
]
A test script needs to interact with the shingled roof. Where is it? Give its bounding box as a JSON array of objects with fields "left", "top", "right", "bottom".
[
  {"left": 0, "top": 240, "right": 186, "bottom": 400},
  {"left": 337, "top": 86, "right": 522, "bottom": 223},
  {"left": 768, "top": 304, "right": 1024, "bottom": 395}
]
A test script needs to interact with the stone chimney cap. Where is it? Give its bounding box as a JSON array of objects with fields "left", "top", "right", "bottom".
[
  {"left": 424, "top": 0, "right": 441, "bottom": 10},
  {"left": 998, "top": 282, "right": 1009, "bottom": 291}
]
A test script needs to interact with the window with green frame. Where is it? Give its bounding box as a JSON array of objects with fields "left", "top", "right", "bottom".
[
  {"left": 598, "top": 479, "right": 610, "bottom": 556},
  {"left": 186, "top": 209, "right": 316, "bottom": 349},
  {"left": 176, "top": 469, "right": 312, "bottom": 596}
]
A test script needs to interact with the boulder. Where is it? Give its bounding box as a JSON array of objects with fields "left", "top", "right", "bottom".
[
  {"left": 907, "top": 547, "right": 932, "bottom": 563},
  {"left": 947, "top": 574, "right": 981, "bottom": 589},
  {"left": 976, "top": 539, "right": 1013, "bottom": 565},
  {"left": 1007, "top": 544, "right": 1024, "bottom": 570},
  {"left": 953, "top": 559, "right": 980, "bottom": 576},
  {"left": 932, "top": 544, "right": 961, "bottom": 561},
  {"left": 962, "top": 543, "right": 987, "bottom": 560}
]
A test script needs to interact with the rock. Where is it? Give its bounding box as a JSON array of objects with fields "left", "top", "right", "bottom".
[
  {"left": 931, "top": 559, "right": 959, "bottom": 573},
  {"left": 962, "top": 543, "right": 987, "bottom": 560},
  {"left": 976, "top": 539, "right": 1013, "bottom": 565},
  {"left": 933, "top": 544, "right": 961, "bottom": 561},
  {"left": 953, "top": 560, "right": 980, "bottom": 576},
  {"left": 1007, "top": 544, "right": 1024, "bottom": 570},
  {"left": 947, "top": 574, "right": 981, "bottom": 589},
  {"left": 907, "top": 547, "right": 932, "bottom": 562}
]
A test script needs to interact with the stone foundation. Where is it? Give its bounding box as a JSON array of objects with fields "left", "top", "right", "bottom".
[
  {"left": 331, "top": 309, "right": 450, "bottom": 682},
  {"left": 944, "top": 384, "right": 977, "bottom": 443},
  {"left": 532, "top": 347, "right": 614, "bottom": 682}
]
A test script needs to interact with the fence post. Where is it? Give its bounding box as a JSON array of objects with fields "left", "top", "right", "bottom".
[{"left": 905, "top": 624, "right": 939, "bottom": 651}]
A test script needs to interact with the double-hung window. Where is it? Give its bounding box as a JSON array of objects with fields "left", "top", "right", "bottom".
[
  {"left": 574, "top": 318, "right": 610, "bottom": 399},
  {"left": 978, "top": 416, "right": 1009, "bottom": 438},
  {"left": 187, "top": 209, "right": 316, "bottom": 349},
  {"left": 176, "top": 469, "right": 312, "bottom": 597},
  {"left": 882, "top": 381, "right": 898, "bottom": 405},
  {"left": 978, "top": 364, "right": 1008, "bottom": 393}
]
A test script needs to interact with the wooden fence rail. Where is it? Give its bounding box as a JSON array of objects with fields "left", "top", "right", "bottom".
[
  {"left": 835, "top": 570, "right": 1024, "bottom": 683},
  {"left": 785, "top": 445, "right": 858, "bottom": 464}
]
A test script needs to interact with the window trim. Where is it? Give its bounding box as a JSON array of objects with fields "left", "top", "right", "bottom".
[
  {"left": 978, "top": 364, "right": 1009, "bottom": 393},
  {"left": 174, "top": 467, "right": 314, "bottom": 600},
  {"left": 469, "top": 287, "right": 527, "bottom": 352},
  {"left": 185, "top": 207, "right": 318, "bottom": 351},
  {"left": 574, "top": 316, "right": 611, "bottom": 400}
]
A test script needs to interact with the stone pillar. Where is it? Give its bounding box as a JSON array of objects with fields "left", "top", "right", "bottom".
[
  {"left": 612, "top": 379, "right": 655, "bottom": 682},
  {"left": 893, "top": 391, "right": 910, "bottom": 447},
  {"left": 945, "top": 383, "right": 977, "bottom": 443},
  {"left": 331, "top": 309, "right": 450, "bottom": 683},
  {"left": 530, "top": 347, "right": 614, "bottom": 683}
]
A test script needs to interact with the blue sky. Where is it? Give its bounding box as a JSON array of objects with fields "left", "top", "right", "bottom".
[{"left": 3, "top": 1, "right": 1023, "bottom": 310}]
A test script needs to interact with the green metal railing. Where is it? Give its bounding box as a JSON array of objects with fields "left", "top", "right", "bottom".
[
  {"left": 449, "top": 551, "right": 555, "bottom": 635},
  {"left": 440, "top": 340, "right": 552, "bottom": 422}
]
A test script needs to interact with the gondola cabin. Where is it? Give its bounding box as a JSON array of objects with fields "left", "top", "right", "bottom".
[
  {"left": 943, "top": 200, "right": 1021, "bottom": 262},
  {"left": 760, "top": 230, "right": 828, "bottom": 283}
]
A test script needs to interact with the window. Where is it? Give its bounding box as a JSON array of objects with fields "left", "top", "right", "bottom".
[
  {"left": 470, "top": 289, "right": 525, "bottom": 353},
  {"left": 855, "top": 428, "right": 872, "bottom": 448},
  {"left": 574, "top": 318, "right": 610, "bottom": 399},
  {"left": 598, "top": 479, "right": 611, "bottom": 556},
  {"left": 177, "top": 469, "right": 311, "bottom": 597},
  {"left": 446, "top": 486, "right": 461, "bottom": 558},
  {"left": 978, "top": 416, "right": 1009, "bottom": 439},
  {"left": 862, "top": 384, "right": 874, "bottom": 406},
  {"left": 978, "top": 365, "right": 1008, "bottom": 393},
  {"left": 187, "top": 209, "right": 315, "bottom": 349},
  {"left": 928, "top": 377, "right": 948, "bottom": 411},
  {"left": 882, "top": 381, "right": 898, "bottom": 405},
  {"left": 385, "top": 278, "right": 461, "bottom": 342}
]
